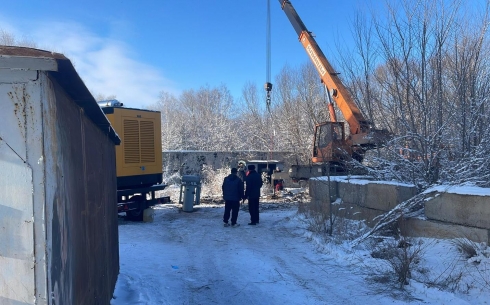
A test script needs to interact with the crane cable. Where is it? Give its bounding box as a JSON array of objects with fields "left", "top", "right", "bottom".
[
  {"left": 265, "top": 0, "right": 272, "bottom": 112},
  {"left": 323, "top": 85, "right": 338, "bottom": 122},
  {"left": 265, "top": 0, "right": 274, "bottom": 163}
]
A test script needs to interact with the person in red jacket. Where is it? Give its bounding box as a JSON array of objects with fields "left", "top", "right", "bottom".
[
  {"left": 275, "top": 179, "right": 284, "bottom": 193},
  {"left": 245, "top": 165, "right": 263, "bottom": 225}
]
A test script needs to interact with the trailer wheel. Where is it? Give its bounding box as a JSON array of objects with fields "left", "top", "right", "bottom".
[
  {"left": 126, "top": 195, "right": 145, "bottom": 221},
  {"left": 299, "top": 180, "right": 308, "bottom": 188}
]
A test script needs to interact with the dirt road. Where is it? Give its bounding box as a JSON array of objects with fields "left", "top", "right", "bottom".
[{"left": 111, "top": 203, "right": 398, "bottom": 305}]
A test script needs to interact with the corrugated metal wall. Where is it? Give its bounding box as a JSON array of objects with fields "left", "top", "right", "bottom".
[
  {"left": 44, "top": 77, "right": 119, "bottom": 305},
  {"left": 1, "top": 49, "right": 119, "bottom": 304},
  {"left": 0, "top": 81, "right": 39, "bottom": 304}
]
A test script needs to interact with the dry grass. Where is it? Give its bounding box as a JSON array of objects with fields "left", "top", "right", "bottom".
[
  {"left": 452, "top": 238, "right": 478, "bottom": 259},
  {"left": 451, "top": 238, "right": 490, "bottom": 290},
  {"left": 371, "top": 237, "right": 426, "bottom": 288},
  {"left": 297, "top": 200, "right": 330, "bottom": 234}
]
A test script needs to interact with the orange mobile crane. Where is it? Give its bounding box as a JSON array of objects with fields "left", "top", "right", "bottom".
[{"left": 279, "top": 0, "right": 388, "bottom": 180}]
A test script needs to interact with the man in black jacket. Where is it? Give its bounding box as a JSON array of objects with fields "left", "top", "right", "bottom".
[
  {"left": 222, "top": 168, "right": 244, "bottom": 227},
  {"left": 245, "top": 164, "right": 263, "bottom": 225}
]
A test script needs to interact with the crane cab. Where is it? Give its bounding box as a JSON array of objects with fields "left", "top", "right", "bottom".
[{"left": 312, "top": 122, "right": 354, "bottom": 164}]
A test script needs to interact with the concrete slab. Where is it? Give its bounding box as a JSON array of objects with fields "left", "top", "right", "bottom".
[
  {"left": 309, "top": 178, "right": 490, "bottom": 245},
  {"left": 331, "top": 202, "right": 386, "bottom": 227},
  {"left": 364, "top": 183, "right": 417, "bottom": 211},
  {"left": 334, "top": 180, "right": 417, "bottom": 211},
  {"left": 400, "top": 217, "right": 490, "bottom": 244},
  {"left": 309, "top": 179, "right": 337, "bottom": 202},
  {"left": 308, "top": 199, "right": 386, "bottom": 228},
  {"left": 337, "top": 182, "right": 367, "bottom": 206},
  {"left": 425, "top": 192, "right": 490, "bottom": 229}
]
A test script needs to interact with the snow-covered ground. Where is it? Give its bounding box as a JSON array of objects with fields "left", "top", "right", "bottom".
[{"left": 111, "top": 200, "right": 490, "bottom": 305}]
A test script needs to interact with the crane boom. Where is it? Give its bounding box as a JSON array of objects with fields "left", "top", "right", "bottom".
[
  {"left": 279, "top": 0, "right": 372, "bottom": 137},
  {"left": 278, "top": 0, "right": 389, "bottom": 175}
]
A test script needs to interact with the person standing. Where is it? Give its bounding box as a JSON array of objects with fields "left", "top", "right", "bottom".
[
  {"left": 222, "top": 168, "right": 244, "bottom": 227},
  {"left": 236, "top": 161, "right": 247, "bottom": 208},
  {"left": 237, "top": 161, "right": 247, "bottom": 183},
  {"left": 245, "top": 164, "right": 263, "bottom": 225}
]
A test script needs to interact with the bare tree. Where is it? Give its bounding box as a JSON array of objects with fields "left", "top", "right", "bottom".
[
  {"left": 148, "top": 91, "right": 185, "bottom": 151},
  {"left": 150, "top": 85, "right": 239, "bottom": 152},
  {"left": 273, "top": 64, "right": 316, "bottom": 163},
  {"left": 0, "top": 29, "right": 37, "bottom": 48},
  {"left": 94, "top": 94, "right": 117, "bottom": 102},
  {"left": 236, "top": 81, "right": 270, "bottom": 151},
  {"left": 146, "top": 0, "right": 490, "bottom": 190},
  {"left": 335, "top": 0, "right": 490, "bottom": 187},
  {"left": 0, "top": 29, "right": 15, "bottom": 46}
]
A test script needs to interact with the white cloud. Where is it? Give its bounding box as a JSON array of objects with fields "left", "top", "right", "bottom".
[{"left": 1, "top": 20, "right": 179, "bottom": 109}]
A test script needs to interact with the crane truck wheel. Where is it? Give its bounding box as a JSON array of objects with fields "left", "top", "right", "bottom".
[{"left": 126, "top": 195, "right": 145, "bottom": 221}]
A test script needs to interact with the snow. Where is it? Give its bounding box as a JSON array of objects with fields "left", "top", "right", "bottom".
[
  {"left": 246, "top": 160, "right": 282, "bottom": 163},
  {"left": 284, "top": 187, "right": 305, "bottom": 195},
  {"left": 314, "top": 176, "right": 416, "bottom": 187},
  {"left": 111, "top": 199, "right": 490, "bottom": 305},
  {"left": 425, "top": 185, "right": 490, "bottom": 196}
]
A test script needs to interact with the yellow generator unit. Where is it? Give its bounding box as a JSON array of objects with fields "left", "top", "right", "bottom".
[{"left": 100, "top": 100, "right": 163, "bottom": 190}]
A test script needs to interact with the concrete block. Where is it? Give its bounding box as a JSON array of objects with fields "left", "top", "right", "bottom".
[
  {"left": 309, "top": 179, "right": 337, "bottom": 203},
  {"left": 303, "top": 199, "right": 385, "bottom": 228},
  {"left": 143, "top": 207, "right": 155, "bottom": 223},
  {"left": 310, "top": 179, "right": 417, "bottom": 227},
  {"left": 400, "top": 217, "right": 490, "bottom": 245},
  {"left": 337, "top": 181, "right": 367, "bottom": 205},
  {"left": 425, "top": 192, "right": 490, "bottom": 229},
  {"left": 363, "top": 183, "right": 418, "bottom": 211},
  {"left": 331, "top": 202, "right": 386, "bottom": 227}
]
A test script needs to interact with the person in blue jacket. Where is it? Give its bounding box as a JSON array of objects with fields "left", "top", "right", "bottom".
[
  {"left": 245, "top": 164, "right": 263, "bottom": 225},
  {"left": 222, "top": 168, "right": 245, "bottom": 227}
]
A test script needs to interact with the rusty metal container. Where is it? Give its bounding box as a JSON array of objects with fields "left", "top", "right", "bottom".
[{"left": 0, "top": 47, "right": 120, "bottom": 305}]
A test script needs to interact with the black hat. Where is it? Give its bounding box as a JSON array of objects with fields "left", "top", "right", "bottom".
[
  {"left": 231, "top": 168, "right": 238, "bottom": 174},
  {"left": 248, "top": 164, "right": 255, "bottom": 170}
]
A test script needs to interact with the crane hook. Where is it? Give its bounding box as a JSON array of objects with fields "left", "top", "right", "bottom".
[{"left": 265, "top": 82, "right": 273, "bottom": 111}]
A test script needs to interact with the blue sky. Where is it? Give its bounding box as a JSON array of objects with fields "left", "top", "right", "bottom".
[{"left": 1, "top": 0, "right": 364, "bottom": 108}]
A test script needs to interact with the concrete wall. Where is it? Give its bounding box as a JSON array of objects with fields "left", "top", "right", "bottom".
[
  {"left": 162, "top": 150, "right": 305, "bottom": 189},
  {"left": 407, "top": 186, "right": 490, "bottom": 244},
  {"left": 399, "top": 218, "right": 490, "bottom": 244},
  {"left": 309, "top": 178, "right": 490, "bottom": 244},
  {"left": 425, "top": 191, "right": 490, "bottom": 229},
  {"left": 310, "top": 177, "right": 417, "bottom": 227},
  {"left": 162, "top": 151, "right": 299, "bottom": 176}
]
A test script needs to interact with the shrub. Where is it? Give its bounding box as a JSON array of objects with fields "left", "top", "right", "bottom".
[
  {"left": 452, "top": 238, "right": 478, "bottom": 259},
  {"left": 200, "top": 165, "right": 230, "bottom": 198},
  {"left": 371, "top": 237, "right": 425, "bottom": 288}
]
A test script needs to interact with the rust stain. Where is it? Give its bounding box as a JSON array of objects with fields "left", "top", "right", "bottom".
[{"left": 7, "top": 86, "right": 27, "bottom": 140}]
